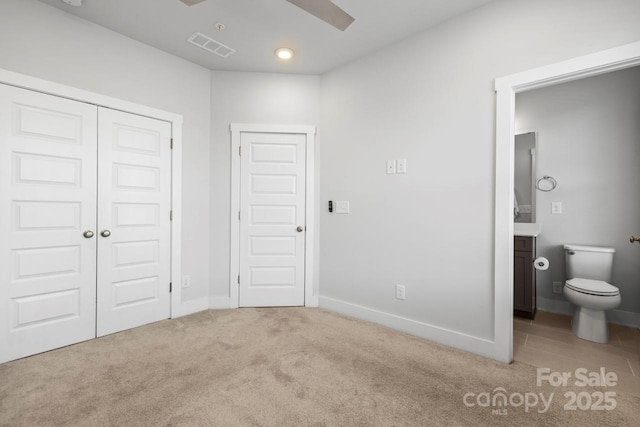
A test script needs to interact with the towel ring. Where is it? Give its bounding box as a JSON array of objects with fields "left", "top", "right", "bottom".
[{"left": 536, "top": 175, "right": 557, "bottom": 192}]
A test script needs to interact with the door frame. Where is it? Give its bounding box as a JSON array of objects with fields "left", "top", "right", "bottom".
[
  {"left": 230, "top": 124, "right": 317, "bottom": 308},
  {"left": 493, "top": 41, "right": 640, "bottom": 363},
  {"left": 0, "top": 68, "right": 184, "bottom": 319}
]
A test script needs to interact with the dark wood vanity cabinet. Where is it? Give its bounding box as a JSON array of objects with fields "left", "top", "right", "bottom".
[{"left": 514, "top": 236, "right": 536, "bottom": 319}]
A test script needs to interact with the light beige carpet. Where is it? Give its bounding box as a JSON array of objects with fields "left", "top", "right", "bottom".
[{"left": 0, "top": 308, "right": 638, "bottom": 426}]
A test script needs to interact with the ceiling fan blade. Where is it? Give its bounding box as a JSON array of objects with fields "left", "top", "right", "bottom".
[
  {"left": 286, "top": 0, "right": 355, "bottom": 31},
  {"left": 180, "top": 0, "right": 208, "bottom": 6}
]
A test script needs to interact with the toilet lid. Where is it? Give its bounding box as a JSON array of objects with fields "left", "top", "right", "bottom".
[{"left": 566, "top": 278, "right": 619, "bottom": 296}]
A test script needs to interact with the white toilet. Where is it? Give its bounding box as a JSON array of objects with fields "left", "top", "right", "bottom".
[{"left": 563, "top": 244, "right": 621, "bottom": 343}]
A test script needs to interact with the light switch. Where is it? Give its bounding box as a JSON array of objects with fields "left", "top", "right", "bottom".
[
  {"left": 386, "top": 160, "right": 396, "bottom": 174},
  {"left": 551, "top": 202, "right": 562, "bottom": 214},
  {"left": 397, "top": 159, "right": 407, "bottom": 174},
  {"left": 335, "top": 201, "right": 350, "bottom": 214}
]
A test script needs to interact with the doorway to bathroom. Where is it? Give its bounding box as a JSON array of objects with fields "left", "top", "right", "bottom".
[
  {"left": 494, "top": 41, "right": 640, "bottom": 365},
  {"left": 509, "top": 65, "right": 640, "bottom": 392},
  {"left": 514, "top": 66, "right": 640, "bottom": 321}
]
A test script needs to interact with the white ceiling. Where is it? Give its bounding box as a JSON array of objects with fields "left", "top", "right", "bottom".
[{"left": 37, "top": 0, "right": 495, "bottom": 74}]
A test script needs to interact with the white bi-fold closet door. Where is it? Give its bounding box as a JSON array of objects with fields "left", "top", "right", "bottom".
[{"left": 0, "top": 84, "right": 171, "bottom": 363}]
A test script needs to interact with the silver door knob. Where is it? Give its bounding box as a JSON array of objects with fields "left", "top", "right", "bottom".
[
  {"left": 100, "top": 230, "right": 111, "bottom": 238},
  {"left": 83, "top": 230, "right": 94, "bottom": 238},
  {"left": 296, "top": 226, "right": 304, "bottom": 232}
]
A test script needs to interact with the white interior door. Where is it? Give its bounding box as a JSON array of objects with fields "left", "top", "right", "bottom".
[
  {"left": 0, "top": 84, "right": 98, "bottom": 363},
  {"left": 96, "top": 108, "right": 172, "bottom": 336},
  {"left": 239, "top": 132, "right": 306, "bottom": 307}
]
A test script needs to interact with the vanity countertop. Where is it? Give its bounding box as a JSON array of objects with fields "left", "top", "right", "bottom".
[{"left": 514, "top": 222, "right": 541, "bottom": 237}]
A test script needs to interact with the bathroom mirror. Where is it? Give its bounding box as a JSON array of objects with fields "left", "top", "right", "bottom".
[{"left": 514, "top": 132, "right": 537, "bottom": 223}]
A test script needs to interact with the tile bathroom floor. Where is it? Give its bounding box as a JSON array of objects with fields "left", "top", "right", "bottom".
[{"left": 514, "top": 311, "right": 640, "bottom": 397}]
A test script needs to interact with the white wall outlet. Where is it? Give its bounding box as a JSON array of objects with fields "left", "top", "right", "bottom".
[
  {"left": 386, "top": 160, "right": 396, "bottom": 174},
  {"left": 182, "top": 275, "right": 191, "bottom": 288},
  {"left": 335, "top": 200, "right": 350, "bottom": 214},
  {"left": 552, "top": 281, "right": 563, "bottom": 294},
  {"left": 551, "top": 201, "right": 562, "bottom": 214},
  {"left": 395, "top": 284, "right": 406, "bottom": 300},
  {"left": 397, "top": 159, "right": 407, "bottom": 174}
]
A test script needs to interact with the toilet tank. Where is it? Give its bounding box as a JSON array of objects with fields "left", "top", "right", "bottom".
[{"left": 564, "top": 244, "right": 615, "bottom": 281}]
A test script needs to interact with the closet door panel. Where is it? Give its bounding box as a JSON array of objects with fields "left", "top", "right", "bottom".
[
  {"left": 96, "top": 108, "right": 171, "bottom": 337},
  {"left": 0, "top": 84, "right": 98, "bottom": 363}
]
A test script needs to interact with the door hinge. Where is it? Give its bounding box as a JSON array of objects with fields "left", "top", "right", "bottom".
[
  {"left": 170, "top": 138, "right": 174, "bottom": 149},
  {"left": 237, "top": 275, "right": 240, "bottom": 284},
  {"left": 170, "top": 210, "right": 173, "bottom": 221},
  {"left": 238, "top": 210, "right": 240, "bottom": 220},
  {"left": 169, "top": 282, "right": 172, "bottom": 292},
  {"left": 239, "top": 145, "right": 241, "bottom": 156}
]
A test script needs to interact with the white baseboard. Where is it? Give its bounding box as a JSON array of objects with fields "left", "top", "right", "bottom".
[
  {"left": 210, "top": 296, "right": 234, "bottom": 310},
  {"left": 537, "top": 297, "right": 640, "bottom": 328},
  {"left": 172, "top": 297, "right": 209, "bottom": 318},
  {"left": 319, "top": 296, "right": 503, "bottom": 361},
  {"left": 608, "top": 309, "right": 640, "bottom": 328},
  {"left": 536, "top": 297, "right": 574, "bottom": 316}
]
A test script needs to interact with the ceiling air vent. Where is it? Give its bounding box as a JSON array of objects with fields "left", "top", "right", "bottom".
[{"left": 187, "top": 32, "right": 235, "bottom": 58}]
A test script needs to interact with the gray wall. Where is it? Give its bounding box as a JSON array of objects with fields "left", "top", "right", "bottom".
[
  {"left": 516, "top": 66, "right": 640, "bottom": 316},
  {"left": 319, "top": 0, "right": 640, "bottom": 343},
  {"left": 0, "top": 0, "right": 212, "bottom": 307}
]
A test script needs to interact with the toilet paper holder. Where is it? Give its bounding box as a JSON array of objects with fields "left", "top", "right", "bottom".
[{"left": 533, "top": 257, "right": 549, "bottom": 271}]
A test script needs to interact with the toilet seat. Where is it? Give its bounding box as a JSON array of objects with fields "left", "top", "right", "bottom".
[{"left": 566, "top": 278, "right": 619, "bottom": 296}]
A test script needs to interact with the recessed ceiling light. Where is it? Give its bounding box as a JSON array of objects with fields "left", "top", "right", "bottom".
[{"left": 275, "top": 47, "right": 294, "bottom": 61}]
